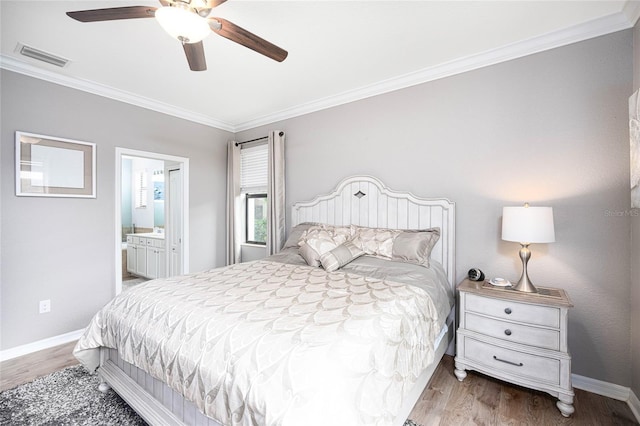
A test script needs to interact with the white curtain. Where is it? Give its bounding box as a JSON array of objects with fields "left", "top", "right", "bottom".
[
  {"left": 226, "top": 140, "right": 241, "bottom": 265},
  {"left": 266, "top": 131, "right": 286, "bottom": 255}
]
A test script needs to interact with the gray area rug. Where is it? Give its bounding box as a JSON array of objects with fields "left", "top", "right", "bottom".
[
  {"left": 0, "top": 365, "right": 423, "bottom": 425},
  {"left": 0, "top": 365, "right": 145, "bottom": 425}
]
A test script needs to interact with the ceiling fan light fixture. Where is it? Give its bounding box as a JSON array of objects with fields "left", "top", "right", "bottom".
[{"left": 155, "top": 6, "right": 210, "bottom": 44}]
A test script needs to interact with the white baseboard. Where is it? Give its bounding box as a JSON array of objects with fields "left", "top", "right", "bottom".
[
  {"left": 572, "top": 373, "right": 640, "bottom": 423},
  {"left": 572, "top": 373, "right": 630, "bottom": 401},
  {"left": 0, "top": 329, "right": 85, "bottom": 362}
]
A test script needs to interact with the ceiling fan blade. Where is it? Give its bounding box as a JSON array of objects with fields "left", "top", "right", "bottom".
[
  {"left": 156, "top": 0, "right": 224, "bottom": 10},
  {"left": 206, "top": 0, "right": 228, "bottom": 7},
  {"left": 209, "top": 18, "right": 288, "bottom": 62},
  {"left": 183, "top": 42, "right": 207, "bottom": 71},
  {"left": 67, "top": 6, "right": 156, "bottom": 23}
]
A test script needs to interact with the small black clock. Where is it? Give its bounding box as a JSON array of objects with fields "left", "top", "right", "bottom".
[{"left": 468, "top": 268, "right": 485, "bottom": 282}]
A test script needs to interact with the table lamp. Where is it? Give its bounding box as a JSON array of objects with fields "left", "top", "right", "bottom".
[{"left": 502, "top": 203, "right": 555, "bottom": 293}]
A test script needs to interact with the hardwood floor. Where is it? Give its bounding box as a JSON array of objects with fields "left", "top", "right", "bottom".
[
  {"left": 1, "top": 343, "right": 637, "bottom": 425},
  {"left": 0, "top": 341, "right": 78, "bottom": 391},
  {"left": 410, "top": 356, "right": 639, "bottom": 425}
]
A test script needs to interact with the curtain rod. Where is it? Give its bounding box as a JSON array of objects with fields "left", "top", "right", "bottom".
[{"left": 235, "top": 131, "right": 285, "bottom": 146}]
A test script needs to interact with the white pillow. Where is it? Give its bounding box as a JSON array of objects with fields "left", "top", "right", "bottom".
[
  {"left": 298, "top": 225, "right": 351, "bottom": 247},
  {"left": 282, "top": 222, "right": 322, "bottom": 249},
  {"left": 298, "top": 225, "right": 352, "bottom": 267},
  {"left": 350, "top": 225, "right": 440, "bottom": 267},
  {"left": 299, "top": 237, "right": 341, "bottom": 267}
]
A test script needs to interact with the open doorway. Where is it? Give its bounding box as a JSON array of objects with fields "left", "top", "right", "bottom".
[{"left": 115, "top": 148, "right": 189, "bottom": 295}]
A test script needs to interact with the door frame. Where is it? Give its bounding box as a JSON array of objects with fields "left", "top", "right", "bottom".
[
  {"left": 165, "top": 163, "right": 183, "bottom": 277},
  {"left": 115, "top": 147, "right": 190, "bottom": 295}
]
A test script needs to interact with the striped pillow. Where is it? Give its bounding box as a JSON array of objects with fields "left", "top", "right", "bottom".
[{"left": 320, "top": 241, "right": 365, "bottom": 272}]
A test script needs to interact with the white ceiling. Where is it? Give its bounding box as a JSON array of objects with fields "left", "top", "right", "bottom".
[{"left": 1, "top": 1, "right": 639, "bottom": 132}]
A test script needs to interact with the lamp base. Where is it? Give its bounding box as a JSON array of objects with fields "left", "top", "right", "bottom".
[
  {"left": 514, "top": 244, "right": 538, "bottom": 293},
  {"left": 513, "top": 276, "right": 538, "bottom": 293}
]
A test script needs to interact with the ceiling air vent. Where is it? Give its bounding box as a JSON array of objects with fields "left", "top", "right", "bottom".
[{"left": 16, "top": 44, "right": 70, "bottom": 68}]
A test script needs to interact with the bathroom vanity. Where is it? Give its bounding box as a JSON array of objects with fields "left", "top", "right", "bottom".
[{"left": 126, "top": 233, "right": 166, "bottom": 279}]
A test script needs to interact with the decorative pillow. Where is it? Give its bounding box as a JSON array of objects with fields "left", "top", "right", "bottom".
[
  {"left": 297, "top": 225, "right": 352, "bottom": 267},
  {"left": 320, "top": 241, "right": 365, "bottom": 272},
  {"left": 298, "top": 225, "right": 351, "bottom": 246},
  {"left": 299, "top": 237, "right": 342, "bottom": 267},
  {"left": 351, "top": 225, "right": 440, "bottom": 267},
  {"left": 391, "top": 229, "right": 440, "bottom": 268},
  {"left": 350, "top": 225, "right": 401, "bottom": 258},
  {"left": 282, "top": 222, "right": 322, "bottom": 249}
]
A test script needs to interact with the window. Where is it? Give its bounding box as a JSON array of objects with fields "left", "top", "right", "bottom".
[
  {"left": 246, "top": 193, "right": 267, "bottom": 244},
  {"left": 134, "top": 170, "right": 148, "bottom": 208},
  {"left": 240, "top": 144, "right": 268, "bottom": 245}
]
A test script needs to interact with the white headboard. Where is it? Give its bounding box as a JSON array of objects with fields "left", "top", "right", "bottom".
[{"left": 291, "top": 175, "right": 456, "bottom": 285}]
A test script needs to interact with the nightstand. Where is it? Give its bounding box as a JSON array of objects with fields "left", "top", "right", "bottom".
[{"left": 454, "top": 278, "right": 574, "bottom": 417}]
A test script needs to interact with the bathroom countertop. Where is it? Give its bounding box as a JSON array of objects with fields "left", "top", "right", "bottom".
[{"left": 128, "top": 232, "right": 165, "bottom": 239}]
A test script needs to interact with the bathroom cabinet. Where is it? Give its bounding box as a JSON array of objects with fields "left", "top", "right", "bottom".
[
  {"left": 146, "top": 238, "right": 166, "bottom": 279},
  {"left": 126, "top": 234, "right": 166, "bottom": 279}
]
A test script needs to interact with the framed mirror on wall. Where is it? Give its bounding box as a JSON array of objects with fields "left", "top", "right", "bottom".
[{"left": 15, "top": 131, "right": 96, "bottom": 198}]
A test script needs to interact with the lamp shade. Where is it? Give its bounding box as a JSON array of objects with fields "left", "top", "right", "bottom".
[
  {"left": 502, "top": 205, "right": 555, "bottom": 244},
  {"left": 155, "top": 6, "right": 211, "bottom": 44}
]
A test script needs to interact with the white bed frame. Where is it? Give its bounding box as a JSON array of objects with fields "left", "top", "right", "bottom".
[{"left": 97, "top": 175, "right": 456, "bottom": 426}]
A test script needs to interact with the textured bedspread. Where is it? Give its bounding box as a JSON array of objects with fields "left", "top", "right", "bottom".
[{"left": 74, "top": 260, "right": 445, "bottom": 426}]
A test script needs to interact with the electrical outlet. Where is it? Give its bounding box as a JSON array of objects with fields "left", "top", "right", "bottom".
[{"left": 39, "top": 299, "right": 51, "bottom": 314}]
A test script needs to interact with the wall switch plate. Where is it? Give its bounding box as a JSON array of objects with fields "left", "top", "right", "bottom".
[{"left": 39, "top": 299, "right": 51, "bottom": 314}]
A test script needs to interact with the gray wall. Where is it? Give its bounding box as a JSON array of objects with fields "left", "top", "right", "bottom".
[
  {"left": 238, "top": 30, "right": 634, "bottom": 386},
  {"left": 0, "top": 70, "right": 231, "bottom": 350},
  {"left": 632, "top": 18, "right": 640, "bottom": 400}
]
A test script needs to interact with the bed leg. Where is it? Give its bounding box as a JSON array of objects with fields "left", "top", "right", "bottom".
[{"left": 98, "top": 382, "right": 111, "bottom": 393}]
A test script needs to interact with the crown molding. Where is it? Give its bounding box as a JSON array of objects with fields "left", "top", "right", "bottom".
[
  {"left": 2, "top": 6, "right": 636, "bottom": 134},
  {"left": 234, "top": 9, "right": 635, "bottom": 132},
  {"left": 623, "top": 0, "right": 640, "bottom": 26},
  {"left": 630, "top": 390, "right": 640, "bottom": 423},
  {"left": 0, "top": 55, "right": 236, "bottom": 132}
]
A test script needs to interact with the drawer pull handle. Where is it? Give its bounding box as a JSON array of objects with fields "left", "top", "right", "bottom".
[
  {"left": 504, "top": 329, "right": 512, "bottom": 336},
  {"left": 504, "top": 308, "right": 512, "bottom": 314},
  {"left": 493, "top": 355, "right": 523, "bottom": 367}
]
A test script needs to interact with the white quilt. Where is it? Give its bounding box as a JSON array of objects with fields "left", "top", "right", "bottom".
[{"left": 74, "top": 260, "right": 443, "bottom": 426}]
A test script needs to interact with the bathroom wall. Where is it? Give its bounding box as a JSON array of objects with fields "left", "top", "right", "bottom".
[{"left": 130, "top": 158, "right": 164, "bottom": 232}]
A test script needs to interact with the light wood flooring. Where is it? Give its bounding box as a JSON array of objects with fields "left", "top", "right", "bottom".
[
  {"left": 0, "top": 340, "right": 78, "bottom": 391},
  {"left": 410, "top": 356, "right": 638, "bottom": 425},
  {"left": 1, "top": 343, "right": 637, "bottom": 425}
]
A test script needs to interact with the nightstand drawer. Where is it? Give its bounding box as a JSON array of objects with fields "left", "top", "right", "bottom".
[
  {"left": 465, "top": 312, "right": 560, "bottom": 350},
  {"left": 466, "top": 293, "right": 560, "bottom": 328},
  {"left": 463, "top": 337, "right": 560, "bottom": 385}
]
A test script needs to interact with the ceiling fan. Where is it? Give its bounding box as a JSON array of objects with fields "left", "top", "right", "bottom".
[{"left": 66, "top": 0, "right": 288, "bottom": 71}]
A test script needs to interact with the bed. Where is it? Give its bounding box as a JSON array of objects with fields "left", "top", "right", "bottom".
[{"left": 74, "top": 175, "right": 456, "bottom": 426}]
